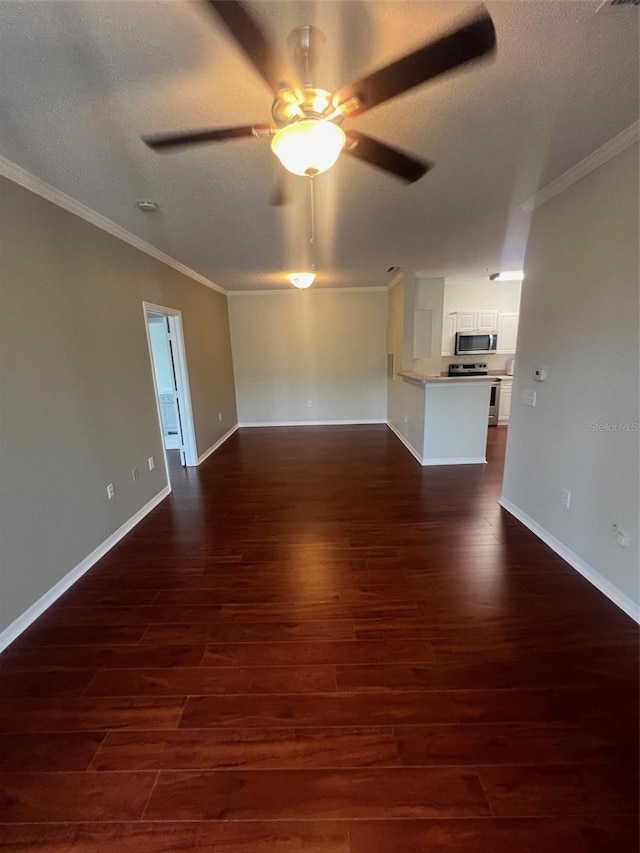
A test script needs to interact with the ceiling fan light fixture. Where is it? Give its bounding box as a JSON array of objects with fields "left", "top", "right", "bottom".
[
  {"left": 271, "top": 119, "right": 345, "bottom": 177},
  {"left": 288, "top": 272, "right": 316, "bottom": 289},
  {"left": 489, "top": 270, "right": 524, "bottom": 281}
]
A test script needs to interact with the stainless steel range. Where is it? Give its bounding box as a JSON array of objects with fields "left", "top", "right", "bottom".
[
  {"left": 448, "top": 362, "right": 489, "bottom": 377},
  {"left": 448, "top": 363, "right": 501, "bottom": 426}
]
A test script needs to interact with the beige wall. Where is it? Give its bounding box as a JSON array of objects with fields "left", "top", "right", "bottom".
[
  {"left": 502, "top": 143, "right": 639, "bottom": 611},
  {"left": 228, "top": 290, "right": 388, "bottom": 424},
  {"left": 0, "top": 177, "right": 237, "bottom": 633}
]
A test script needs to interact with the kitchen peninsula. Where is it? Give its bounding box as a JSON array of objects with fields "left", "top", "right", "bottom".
[{"left": 392, "top": 371, "right": 493, "bottom": 465}]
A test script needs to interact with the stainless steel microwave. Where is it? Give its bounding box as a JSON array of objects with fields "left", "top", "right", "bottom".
[{"left": 455, "top": 331, "right": 498, "bottom": 355}]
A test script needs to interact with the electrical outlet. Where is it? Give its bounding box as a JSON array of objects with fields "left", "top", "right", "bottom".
[
  {"left": 307, "top": 400, "right": 312, "bottom": 407},
  {"left": 218, "top": 412, "right": 223, "bottom": 422},
  {"left": 132, "top": 467, "right": 139, "bottom": 482},
  {"left": 106, "top": 483, "right": 115, "bottom": 500},
  {"left": 561, "top": 488, "right": 571, "bottom": 508},
  {"left": 148, "top": 456, "right": 155, "bottom": 471}
]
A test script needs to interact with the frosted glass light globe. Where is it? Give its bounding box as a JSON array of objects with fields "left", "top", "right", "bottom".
[
  {"left": 271, "top": 120, "right": 345, "bottom": 177},
  {"left": 288, "top": 272, "right": 316, "bottom": 289}
]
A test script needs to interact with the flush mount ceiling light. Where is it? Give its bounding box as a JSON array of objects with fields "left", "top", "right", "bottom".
[
  {"left": 288, "top": 272, "right": 316, "bottom": 289},
  {"left": 489, "top": 270, "right": 524, "bottom": 281},
  {"left": 271, "top": 119, "right": 346, "bottom": 177}
]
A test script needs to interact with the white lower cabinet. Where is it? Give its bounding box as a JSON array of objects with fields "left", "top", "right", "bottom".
[{"left": 498, "top": 380, "right": 512, "bottom": 424}]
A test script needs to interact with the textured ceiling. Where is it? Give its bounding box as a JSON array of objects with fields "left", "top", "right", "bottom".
[{"left": 0, "top": 1, "right": 637, "bottom": 291}]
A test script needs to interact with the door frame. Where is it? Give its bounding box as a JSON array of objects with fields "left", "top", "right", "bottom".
[{"left": 142, "top": 302, "right": 199, "bottom": 471}]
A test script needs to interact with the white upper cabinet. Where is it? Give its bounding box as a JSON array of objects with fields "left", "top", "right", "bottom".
[
  {"left": 453, "top": 310, "right": 499, "bottom": 332},
  {"left": 477, "top": 310, "right": 499, "bottom": 331},
  {"left": 497, "top": 313, "right": 519, "bottom": 353},
  {"left": 441, "top": 316, "right": 455, "bottom": 356},
  {"left": 455, "top": 311, "right": 477, "bottom": 332},
  {"left": 441, "top": 310, "right": 519, "bottom": 356}
]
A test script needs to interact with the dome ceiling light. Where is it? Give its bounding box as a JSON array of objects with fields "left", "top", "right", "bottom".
[
  {"left": 270, "top": 119, "right": 346, "bottom": 177},
  {"left": 288, "top": 272, "right": 316, "bottom": 289}
]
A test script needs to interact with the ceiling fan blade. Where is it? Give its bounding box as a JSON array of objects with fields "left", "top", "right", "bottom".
[
  {"left": 343, "top": 131, "right": 431, "bottom": 184},
  {"left": 207, "top": 0, "right": 302, "bottom": 98},
  {"left": 143, "top": 124, "right": 272, "bottom": 151},
  {"left": 334, "top": 7, "right": 496, "bottom": 117}
]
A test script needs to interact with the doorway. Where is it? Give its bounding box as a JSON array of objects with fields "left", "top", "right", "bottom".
[{"left": 143, "top": 303, "right": 198, "bottom": 474}]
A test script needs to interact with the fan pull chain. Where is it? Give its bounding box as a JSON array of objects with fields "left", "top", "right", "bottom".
[
  {"left": 309, "top": 176, "right": 317, "bottom": 270},
  {"left": 309, "top": 176, "right": 316, "bottom": 247}
]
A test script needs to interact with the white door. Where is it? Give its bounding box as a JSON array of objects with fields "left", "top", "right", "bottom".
[
  {"left": 147, "top": 313, "right": 186, "bottom": 464},
  {"left": 165, "top": 320, "right": 188, "bottom": 466},
  {"left": 144, "top": 304, "right": 198, "bottom": 470}
]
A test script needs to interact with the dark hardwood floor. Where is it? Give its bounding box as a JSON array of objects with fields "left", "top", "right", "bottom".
[{"left": 1, "top": 426, "right": 638, "bottom": 851}]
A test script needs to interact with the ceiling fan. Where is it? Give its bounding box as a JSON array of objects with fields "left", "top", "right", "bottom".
[{"left": 143, "top": 1, "right": 496, "bottom": 187}]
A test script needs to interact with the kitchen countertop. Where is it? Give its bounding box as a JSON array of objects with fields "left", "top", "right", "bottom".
[{"left": 399, "top": 371, "right": 495, "bottom": 385}]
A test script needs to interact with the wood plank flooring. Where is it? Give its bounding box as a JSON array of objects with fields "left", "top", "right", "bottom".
[{"left": 1, "top": 425, "right": 638, "bottom": 851}]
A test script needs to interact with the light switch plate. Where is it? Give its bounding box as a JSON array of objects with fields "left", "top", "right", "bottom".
[{"left": 523, "top": 390, "right": 537, "bottom": 407}]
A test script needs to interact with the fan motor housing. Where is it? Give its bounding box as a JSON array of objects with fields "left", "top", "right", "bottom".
[{"left": 272, "top": 86, "right": 340, "bottom": 127}]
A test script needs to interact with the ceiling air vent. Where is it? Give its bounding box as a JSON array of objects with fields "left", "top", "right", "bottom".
[{"left": 596, "top": 0, "right": 639, "bottom": 14}]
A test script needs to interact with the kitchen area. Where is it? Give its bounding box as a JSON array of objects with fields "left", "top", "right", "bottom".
[{"left": 387, "top": 272, "right": 521, "bottom": 464}]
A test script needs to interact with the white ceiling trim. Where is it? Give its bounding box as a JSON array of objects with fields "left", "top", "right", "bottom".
[
  {"left": 228, "top": 287, "right": 388, "bottom": 296},
  {"left": 521, "top": 120, "right": 640, "bottom": 213},
  {"left": 0, "top": 154, "right": 227, "bottom": 296}
]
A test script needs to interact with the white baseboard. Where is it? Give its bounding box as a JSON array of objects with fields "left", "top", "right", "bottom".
[
  {"left": 238, "top": 419, "right": 386, "bottom": 427},
  {"left": 386, "top": 423, "right": 486, "bottom": 467},
  {"left": 197, "top": 424, "right": 239, "bottom": 465},
  {"left": 0, "top": 486, "right": 171, "bottom": 652},
  {"left": 423, "top": 456, "right": 486, "bottom": 466},
  {"left": 386, "top": 421, "right": 423, "bottom": 464},
  {"left": 499, "top": 496, "right": 640, "bottom": 624}
]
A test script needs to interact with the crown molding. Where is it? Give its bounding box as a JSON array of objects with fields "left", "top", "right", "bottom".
[
  {"left": 0, "top": 154, "right": 227, "bottom": 295},
  {"left": 521, "top": 120, "right": 640, "bottom": 213},
  {"left": 228, "top": 286, "right": 387, "bottom": 296}
]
